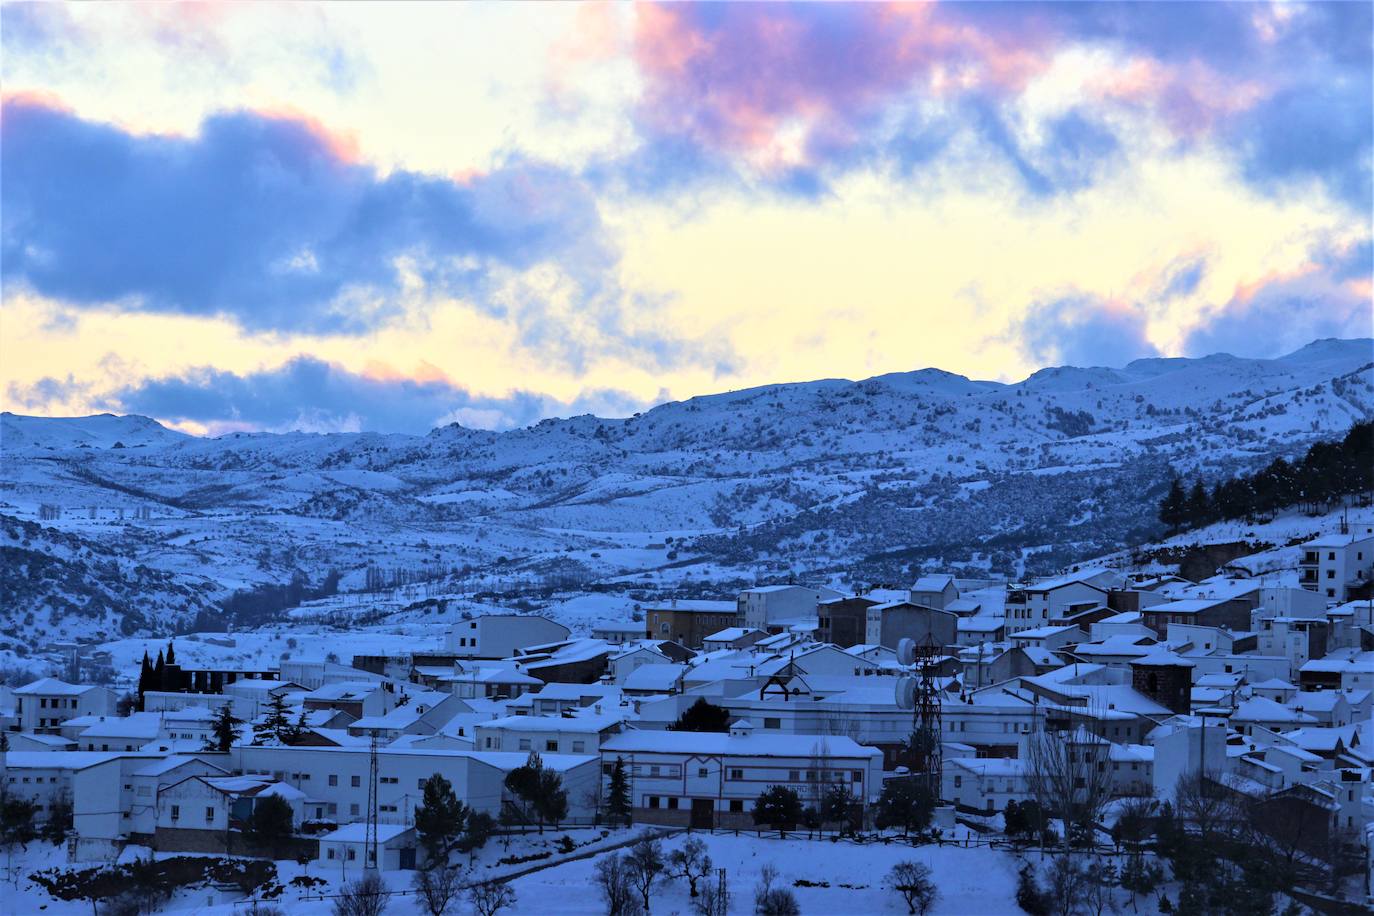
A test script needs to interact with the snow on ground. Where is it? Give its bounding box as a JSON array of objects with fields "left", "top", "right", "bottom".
[{"left": 8, "top": 827, "right": 1049, "bottom": 915}]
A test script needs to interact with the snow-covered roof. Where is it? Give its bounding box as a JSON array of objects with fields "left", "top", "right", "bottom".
[
  {"left": 911, "top": 575, "right": 956, "bottom": 592},
  {"left": 319, "top": 823, "right": 412, "bottom": 844},
  {"left": 13, "top": 677, "right": 98, "bottom": 696},
  {"left": 641, "top": 599, "right": 737, "bottom": 612},
  {"left": 703, "top": 627, "right": 760, "bottom": 642},
  {"left": 602, "top": 731, "right": 880, "bottom": 759},
  {"left": 624, "top": 664, "right": 686, "bottom": 692},
  {"left": 479, "top": 712, "right": 624, "bottom": 733}
]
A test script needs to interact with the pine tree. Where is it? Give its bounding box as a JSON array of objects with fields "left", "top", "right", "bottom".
[
  {"left": 1158, "top": 477, "right": 1187, "bottom": 532},
  {"left": 136, "top": 652, "right": 153, "bottom": 711},
  {"left": 415, "top": 774, "right": 469, "bottom": 865},
  {"left": 253, "top": 693, "right": 291, "bottom": 745},
  {"left": 1187, "top": 481, "right": 1210, "bottom": 527},
  {"left": 164, "top": 641, "right": 176, "bottom": 667},
  {"left": 203, "top": 704, "right": 244, "bottom": 752},
  {"left": 606, "top": 757, "right": 632, "bottom": 827}
]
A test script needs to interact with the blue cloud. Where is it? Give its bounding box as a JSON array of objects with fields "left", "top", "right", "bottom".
[
  {"left": 1018, "top": 295, "right": 1161, "bottom": 368},
  {"left": 0, "top": 99, "right": 610, "bottom": 336},
  {"left": 1158, "top": 256, "right": 1206, "bottom": 301},
  {"left": 8, "top": 357, "right": 657, "bottom": 434},
  {"left": 1233, "top": 80, "right": 1373, "bottom": 209}
]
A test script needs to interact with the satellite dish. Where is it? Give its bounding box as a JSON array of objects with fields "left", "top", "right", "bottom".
[
  {"left": 895, "top": 676, "right": 917, "bottom": 710},
  {"left": 897, "top": 638, "right": 916, "bottom": 667}
]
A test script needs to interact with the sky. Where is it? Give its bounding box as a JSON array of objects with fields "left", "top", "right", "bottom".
[{"left": 1, "top": 1, "right": 1371, "bottom": 436}]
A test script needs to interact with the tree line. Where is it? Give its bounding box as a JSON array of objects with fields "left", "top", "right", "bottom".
[{"left": 1158, "top": 421, "right": 1372, "bottom": 533}]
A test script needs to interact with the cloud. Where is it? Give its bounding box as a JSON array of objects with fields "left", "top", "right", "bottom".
[
  {"left": 593, "top": 2, "right": 1370, "bottom": 204},
  {"left": 0, "top": 98, "right": 611, "bottom": 336},
  {"left": 1232, "top": 79, "right": 1373, "bottom": 209},
  {"left": 1181, "top": 241, "right": 1374, "bottom": 359},
  {"left": 1157, "top": 255, "right": 1207, "bottom": 301},
  {"left": 1017, "top": 295, "right": 1160, "bottom": 368},
  {"left": 7, "top": 356, "right": 657, "bottom": 435}
]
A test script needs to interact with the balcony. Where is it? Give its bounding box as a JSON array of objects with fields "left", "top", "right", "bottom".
[{"left": 1299, "top": 552, "right": 1318, "bottom": 566}]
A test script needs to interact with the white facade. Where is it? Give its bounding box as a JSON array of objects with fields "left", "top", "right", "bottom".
[
  {"left": 738, "top": 585, "right": 841, "bottom": 631},
  {"left": 445, "top": 615, "right": 570, "bottom": 659},
  {"left": 13, "top": 678, "right": 115, "bottom": 733},
  {"left": 600, "top": 729, "right": 883, "bottom": 823},
  {"left": 1300, "top": 530, "right": 1374, "bottom": 601}
]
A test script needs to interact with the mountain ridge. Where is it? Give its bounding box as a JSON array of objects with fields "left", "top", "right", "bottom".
[{"left": 1, "top": 337, "right": 1371, "bottom": 656}]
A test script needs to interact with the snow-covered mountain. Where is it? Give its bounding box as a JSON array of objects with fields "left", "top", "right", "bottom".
[{"left": 2, "top": 338, "right": 1371, "bottom": 653}]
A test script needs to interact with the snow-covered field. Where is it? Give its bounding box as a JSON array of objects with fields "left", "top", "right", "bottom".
[{"left": 5, "top": 827, "right": 1057, "bottom": 915}]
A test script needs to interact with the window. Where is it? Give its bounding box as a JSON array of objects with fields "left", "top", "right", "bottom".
[
  {"left": 648, "top": 796, "right": 660, "bottom": 809},
  {"left": 729, "top": 768, "right": 743, "bottom": 781},
  {"left": 602, "top": 763, "right": 614, "bottom": 776},
  {"left": 545, "top": 740, "right": 558, "bottom": 752},
  {"left": 851, "top": 770, "right": 862, "bottom": 783},
  {"left": 729, "top": 799, "right": 744, "bottom": 813},
  {"left": 350, "top": 804, "right": 360, "bottom": 816},
  {"left": 351, "top": 776, "right": 361, "bottom": 788},
  {"left": 764, "top": 717, "right": 781, "bottom": 730},
  {"left": 697, "top": 767, "right": 708, "bottom": 778},
  {"left": 347, "top": 848, "right": 357, "bottom": 861},
  {"left": 954, "top": 776, "right": 962, "bottom": 788},
  {"left": 518, "top": 739, "right": 531, "bottom": 751},
  {"left": 667, "top": 797, "right": 679, "bottom": 810},
  {"left": 170, "top": 805, "right": 180, "bottom": 821},
  {"left": 205, "top": 806, "right": 215, "bottom": 824},
  {"left": 572, "top": 741, "right": 586, "bottom": 753},
  {"left": 327, "top": 848, "right": 336, "bottom": 860},
  {"left": 329, "top": 775, "right": 338, "bottom": 786}
]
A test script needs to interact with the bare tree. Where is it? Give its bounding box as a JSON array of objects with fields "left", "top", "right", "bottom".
[
  {"left": 1025, "top": 724, "right": 1112, "bottom": 849},
  {"left": 668, "top": 837, "right": 713, "bottom": 898},
  {"left": 888, "top": 861, "right": 939, "bottom": 915},
  {"left": 625, "top": 832, "right": 666, "bottom": 913},
  {"left": 468, "top": 880, "right": 516, "bottom": 916},
  {"left": 1043, "top": 854, "right": 1087, "bottom": 916},
  {"left": 595, "top": 853, "right": 643, "bottom": 916},
  {"left": 754, "top": 864, "right": 800, "bottom": 916},
  {"left": 692, "top": 869, "right": 730, "bottom": 916},
  {"left": 1174, "top": 771, "right": 1239, "bottom": 845},
  {"left": 412, "top": 863, "right": 462, "bottom": 916},
  {"left": 333, "top": 871, "right": 387, "bottom": 916}
]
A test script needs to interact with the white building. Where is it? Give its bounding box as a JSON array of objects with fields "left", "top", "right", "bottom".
[
  {"left": 910, "top": 575, "right": 959, "bottom": 610},
  {"left": 600, "top": 724, "right": 883, "bottom": 828},
  {"left": 474, "top": 712, "right": 626, "bottom": 755},
  {"left": 231, "top": 744, "right": 601, "bottom": 825},
  {"left": 1299, "top": 528, "right": 1374, "bottom": 601},
  {"left": 1005, "top": 569, "right": 1121, "bottom": 635},
  {"left": 318, "top": 822, "right": 417, "bottom": 873},
  {"left": 738, "top": 585, "right": 842, "bottom": 631},
  {"left": 445, "top": 614, "right": 570, "bottom": 659},
  {"left": 13, "top": 678, "right": 115, "bottom": 733}
]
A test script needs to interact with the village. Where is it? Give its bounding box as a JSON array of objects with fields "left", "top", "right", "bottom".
[{"left": 0, "top": 523, "right": 1370, "bottom": 914}]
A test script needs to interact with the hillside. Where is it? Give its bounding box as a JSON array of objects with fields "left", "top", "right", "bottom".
[{"left": 1, "top": 337, "right": 1371, "bottom": 655}]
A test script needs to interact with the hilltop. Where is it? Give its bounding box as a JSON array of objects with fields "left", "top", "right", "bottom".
[{"left": 1, "top": 338, "right": 1371, "bottom": 654}]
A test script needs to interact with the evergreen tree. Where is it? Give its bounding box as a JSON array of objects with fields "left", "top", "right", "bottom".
[
  {"left": 415, "top": 774, "right": 469, "bottom": 866},
  {"left": 875, "top": 778, "right": 934, "bottom": 836},
  {"left": 164, "top": 641, "right": 176, "bottom": 667},
  {"left": 253, "top": 693, "right": 292, "bottom": 745},
  {"left": 752, "top": 786, "right": 803, "bottom": 830},
  {"left": 606, "top": 757, "right": 632, "bottom": 827},
  {"left": 503, "top": 751, "right": 566, "bottom": 833},
  {"left": 242, "top": 793, "right": 295, "bottom": 860},
  {"left": 667, "top": 698, "right": 731, "bottom": 732},
  {"left": 203, "top": 704, "right": 244, "bottom": 752},
  {"left": 1187, "top": 480, "right": 1210, "bottom": 527},
  {"left": 1158, "top": 477, "right": 1187, "bottom": 531},
  {"left": 136, "top": 652, "right": 153, "bottom": 711}
]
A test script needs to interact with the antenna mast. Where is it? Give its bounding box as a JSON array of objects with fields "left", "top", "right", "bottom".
[{"left": 366, "top": 733, "right": 380, "bottom": 869}]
